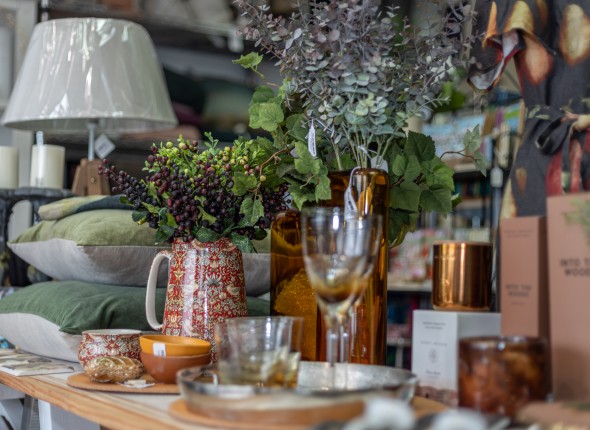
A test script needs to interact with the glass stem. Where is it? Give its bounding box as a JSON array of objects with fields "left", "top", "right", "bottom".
[
  {"left": 324, "top": 313, "right": 341, "bottom": 389},
  {"left": 325, "top": 321, "right": 339, "bottom": 366},
  {"left": 339, "top": 312, "right": 350, "bottom": 363}
]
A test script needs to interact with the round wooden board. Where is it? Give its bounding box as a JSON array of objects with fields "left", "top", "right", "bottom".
[
  {"left": 168, "top": 396, "right": 447, "bottom": 430},
  {"left": 67, "top": 372, "right": 179, "bottom": 394},
  {"left": 169, "top": 399, "right": 308, "bottom": 430}
]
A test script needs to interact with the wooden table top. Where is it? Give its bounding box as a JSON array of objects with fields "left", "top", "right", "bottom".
[{"left": 0, "top": 368, "right": 446, "bottom": 430}]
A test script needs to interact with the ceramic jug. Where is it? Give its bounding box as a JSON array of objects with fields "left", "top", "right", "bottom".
[{"left": 145, "top": 238, "right": 248, "bottom": 351}]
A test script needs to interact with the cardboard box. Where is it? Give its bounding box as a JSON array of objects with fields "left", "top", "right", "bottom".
[
  {"left": 411, "top": 310, "right": 501, "bottom": 405},
  {"left": 500, "top": 216, "right": 548, "bottom": 339},
  {"left": 548, "top": 193, "right": 590, "bottom": 400}
]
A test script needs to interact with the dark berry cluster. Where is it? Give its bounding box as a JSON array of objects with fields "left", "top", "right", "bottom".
[{"left": 99, "top": 136, "right": 290, "bottom": 245}]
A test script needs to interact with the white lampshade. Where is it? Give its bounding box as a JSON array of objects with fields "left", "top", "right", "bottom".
[{"left": 1, "top": 18, "right": 177, "bottom": 133}]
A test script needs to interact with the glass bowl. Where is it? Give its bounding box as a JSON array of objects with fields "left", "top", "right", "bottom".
[{"left": 177, "top": 361, "right": 417, "bottom": 427}]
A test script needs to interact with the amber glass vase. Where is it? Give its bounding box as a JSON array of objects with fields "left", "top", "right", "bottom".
[
  {"left": 270, "top": 210, "right": 320, "bottom": 361},
  {"left": 270, "top": 169, "right": 389, "bottom": 364}
]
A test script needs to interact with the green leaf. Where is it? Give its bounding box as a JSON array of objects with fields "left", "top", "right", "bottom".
[
  {"left": 276, "top": 162, "right": 297, "bottom": 178},
  {"left": 119, "top": 196, "right": 130, "bottom": 205},
  {"left": 155, "top": 225, "right": 175, "bottom": 243},
  {"left": 230, "top": 232, "right": 255, "bottom": 253},
  {"left": 391, "top": 154, "right": 407, "bottom": 176},
  {"left": 463, "top": 125, "right": 481, "bottom": 153},
  {"left": 405, "top": 131, "right": 435, "bottom": 162},
  {"left": 420, "top": 185, "right": 452, "bottom": 214},
  {"left": 473, "top": 152, "right": 488, "bottom": 177},
  {"left": 195, "top": 227, "right": 221, "bottom": 243},
  {"left": 233, "top": 172, "right": 258, "bottom": 196},
  {"left": 251, "top": 86, "right": 275, "bottom": 104},
  {"left": 315, "top": 168, "right": 332, "bottom": 200},
  {"left": 240, "top": 197, "right": 264, "bottom": 225},
  {"left": 166, "top": 213, "right": 178, "bottom": 227},
  {"left": 424, "top": 159, "right": 455, "bottom": 190},
  {"left": 249, "top": 102, "right": 284, "bottom": 132},
  {"left": 286, "top": 114, "right": 308, "bottom": 141},
  {"left": 141, "top": 202, "right": 160, "bottom": 214},
  {"left": 289, "top": 187, "right": 316, "bottom": 210},
  {"left": 233, "top": 52, "right": 263, "bottom": 69},
  {"left": 293, "top": 142, "right": 321, "bottom": 175},
  {"left": 389, "top": 207, "right": 419, "bottom": 246},
  {"left": 201, "top": 211, "right": 217, "bottom": 225},
  {"left": 147, "top": 182, "right": 158, "bottom": 200},
  {"left": 132, "top": 210, "right": 148, "bottom": 223},
  {"left": 404, "top": 155, "right": 421, "bottom": 182},
  {"left": 391, "top": 181, "right": 421, "bottom": 212},
  {"left": 252, "top": 136, "right": 274, "bottom": 154}
]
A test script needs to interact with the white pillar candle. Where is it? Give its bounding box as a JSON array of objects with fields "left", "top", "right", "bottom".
[
  {"left": 0, "top": 26, "right": 13, "bottom": 101},
  {"left": 30, "top": 145, "right": 65, "bottom": 189},
  {"left": 0, "top": 146, "right": 18, "bottom": 189}
]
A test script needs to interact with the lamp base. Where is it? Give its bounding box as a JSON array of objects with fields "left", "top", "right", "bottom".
[{"left": 72, "top": 159, "right": 111, "bottom": 196}]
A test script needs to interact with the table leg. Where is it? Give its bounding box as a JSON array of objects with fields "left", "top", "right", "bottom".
[
  {"left": 0, "top": 399, "right": 22, "bottom": 430},
  {"left": 38, "top": 400, "right": 99, "bottom": 430},
  {"left": 21, "top": 396, "right": 38, "bottom": 430}
]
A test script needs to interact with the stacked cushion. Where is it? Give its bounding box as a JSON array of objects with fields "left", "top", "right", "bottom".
[
  {"left": 0, "top": 196, "right": 271, "bottom": 361},
  {"left": 0, "top": 281, "right": 269, "bottom": 362}
]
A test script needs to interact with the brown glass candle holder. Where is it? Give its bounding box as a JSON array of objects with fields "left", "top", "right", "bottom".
[
  {"left": 458, "top": 336, "right": 549, "bottom": 420},
  {"left": 432, "top": 241, "right": 492, "bottom": 311}
]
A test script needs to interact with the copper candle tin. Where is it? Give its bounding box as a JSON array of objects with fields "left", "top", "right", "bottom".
[{"left": 432, "top": 241, "right": 492, "bottom": 311}]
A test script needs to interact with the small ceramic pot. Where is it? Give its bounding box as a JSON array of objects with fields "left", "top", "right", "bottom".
[{"left": 78, "top": 329, "right": 142, "bottom": 366}]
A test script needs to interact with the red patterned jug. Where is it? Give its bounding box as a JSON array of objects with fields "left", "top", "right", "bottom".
[{"left": 145, "top": 238, "right": 248, "bottom": 355}]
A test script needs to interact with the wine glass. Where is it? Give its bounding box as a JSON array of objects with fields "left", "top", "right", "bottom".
[{"left": 300, "top": 207, "right": 382, "bottom": 387}]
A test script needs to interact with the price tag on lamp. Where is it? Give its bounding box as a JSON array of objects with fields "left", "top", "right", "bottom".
[{"left": 94, "top": 135, "right": 116, "bottom": 160}]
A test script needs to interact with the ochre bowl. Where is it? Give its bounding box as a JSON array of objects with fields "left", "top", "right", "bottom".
[
  {"left": 139, "top": 334, "right": 211, "bottom": 357},
  {"left": 140, "top": 351, "right": 211, "bottom": 384}
]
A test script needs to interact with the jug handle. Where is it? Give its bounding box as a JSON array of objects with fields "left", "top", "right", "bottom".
[{"left": 146, "top": 250, "right": 172, "bottom": 331}]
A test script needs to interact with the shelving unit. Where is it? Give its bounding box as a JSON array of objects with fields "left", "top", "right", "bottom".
[{"left": 43, "top": 0, "right": 243, "bottom": 52}]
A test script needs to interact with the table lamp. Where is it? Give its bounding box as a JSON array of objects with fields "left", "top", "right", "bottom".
[{"left": 1, "top": 18, "right": 177, "bottom": 195}]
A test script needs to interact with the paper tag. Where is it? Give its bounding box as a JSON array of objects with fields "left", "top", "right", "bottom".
[
  {"left": 371, "top": 156, "right": 389, "bottom": 173},
  {"left": 152, "top": 342, "right": 167, "bottom": 357},
  {"left": 344, "top": 187, "right": 358, "bottom": 219},
  {"left": 94, "top": 134, "right": 116, "bottom": 159},
  {"left": 344, "top": 168, "right": 359, "bottom": 219},
  {"left": 118, "top": 380, "right": 155, "bottom": 389},
  {"left": 307, "top": 120, "right": 317, "bottom": 158}
]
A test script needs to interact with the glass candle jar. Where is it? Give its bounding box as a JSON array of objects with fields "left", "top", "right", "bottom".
[{"left": 458, "top": 336, "right": 549, "bottom": 419}]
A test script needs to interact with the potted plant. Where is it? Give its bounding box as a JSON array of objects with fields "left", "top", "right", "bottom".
[
  {"left": 233, "top": 0, "right": 484, "bottom": 363},
  {"left": 99, "top": 133, "right": 291, "bottom": 344},
  {"left": 235, "top": 0, "right": 483, "bottom": 243}
]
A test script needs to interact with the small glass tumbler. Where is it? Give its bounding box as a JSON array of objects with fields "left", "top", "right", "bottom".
[
  {"left": 458, "top": 336, "right": 549, "bottom": 420},
  {"left": 214, "top": 316, "right": 303, "bottom": 387}
]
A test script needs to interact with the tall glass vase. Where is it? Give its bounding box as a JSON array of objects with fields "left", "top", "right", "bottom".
[
  {"left": 270, "top": 169, "right": 389, "bottom": 365},
  {"left": 325, "top": 169, "right": 389, "bottom": 364}
]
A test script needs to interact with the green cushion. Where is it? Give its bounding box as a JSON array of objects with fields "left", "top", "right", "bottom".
[
  {"left": 8, "top": 209, "right": 168, "bottom": 286},
  {"left": 0, "top": 281, "right": 270, "bottom": 335},
  {"left": 14, "top": 209, "right": 157, "bottom": 246},
  {"left": 0, "top": 281, "right": 164, "bottom": 334}
]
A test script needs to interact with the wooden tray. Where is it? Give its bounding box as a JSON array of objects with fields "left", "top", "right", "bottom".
[
  {"left": 168, "top": 396, "right": 446, "bottom": 430},
  {"left": 67, "top": 372, "right": 179, "bottom": 394}
]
